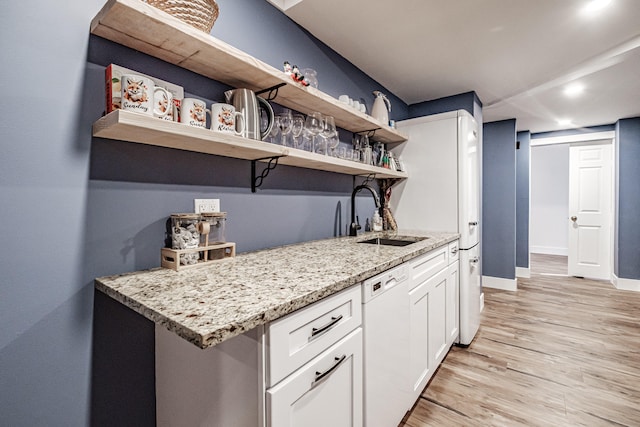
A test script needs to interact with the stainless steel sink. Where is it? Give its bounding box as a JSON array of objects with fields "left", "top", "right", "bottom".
[{"left": 358, "top": 236, "right": 428, "bottom": 247}]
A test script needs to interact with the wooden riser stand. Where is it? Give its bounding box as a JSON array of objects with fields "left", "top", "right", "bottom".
[{"left": 161, "top": 242, "right": 236, "bottom": 271}]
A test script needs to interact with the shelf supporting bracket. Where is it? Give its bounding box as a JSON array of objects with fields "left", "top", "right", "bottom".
[
  {"left": 256, "top": 83, "right": 287, "bottom": 101},
  {"left": 251, "top": 155, "right": 285, "bottom": 193}
]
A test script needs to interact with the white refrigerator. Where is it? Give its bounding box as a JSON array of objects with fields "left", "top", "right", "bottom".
[{"left": 390, "top": 109, "right": 481, "bottom": 345}]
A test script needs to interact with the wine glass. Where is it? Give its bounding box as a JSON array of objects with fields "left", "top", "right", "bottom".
[
  {"left": 278, "top": 109, "right": 293, "bottom": 146},
  {"left": 321, "top": 116, "right": 339, "bottom": 156},
  {"left": 263, "top": 114, "right": 279, "bottom": 143},
  {"left": 291, "top": 114, "right": 305, "bottom": 148},
  {"left": 304, "top": 112, "right": 324, "bottom": 152}
]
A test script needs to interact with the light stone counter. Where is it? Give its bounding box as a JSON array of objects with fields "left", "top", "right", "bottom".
[{"left": 95, "top": 230, "right": 458, "bottom": 349}]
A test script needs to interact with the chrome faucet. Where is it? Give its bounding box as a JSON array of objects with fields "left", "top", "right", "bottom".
[{"left": 350, "top": 184, "right": 381, "bottom": 236}]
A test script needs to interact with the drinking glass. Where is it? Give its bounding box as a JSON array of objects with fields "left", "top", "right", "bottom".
[
  {"left": 263, "top": 115, "right": 280, "bottom": 143},
  {"left": 304, "top": 112, "right": 324, "bottom": 152},
  {"left": 291, "top": 114, "right": 305, "bottom": 148},
  {"left": 278, "top": 109, "right": 293, "bottom": 146},
  {"left": 321, "top": 115, "right": 339, "bottom": 156}
]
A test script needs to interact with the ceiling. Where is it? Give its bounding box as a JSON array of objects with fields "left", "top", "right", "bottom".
[{"left": 267, "top": 0, "right": 640, "bottom": 133}]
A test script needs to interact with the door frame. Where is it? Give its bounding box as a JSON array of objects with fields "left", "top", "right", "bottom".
[{"left": 529, "top": 131, "right": 616, "bottom": 282}]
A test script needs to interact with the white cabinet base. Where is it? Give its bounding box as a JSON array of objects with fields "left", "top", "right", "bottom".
[
  {"left": 266, "top": 328, "right": 363, "bottom": 427},
  {"left": 155, "top": 325, "right": 263, "bottom": 427}
]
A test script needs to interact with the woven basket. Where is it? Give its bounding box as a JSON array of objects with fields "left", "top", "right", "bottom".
[{"left": 146, "top": 0, "right": 219, "bottom": 33}]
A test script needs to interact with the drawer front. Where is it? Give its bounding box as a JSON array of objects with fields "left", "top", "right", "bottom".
[
  {"left": 409, "top": 245, "right": 448, "bottom": 290},
  {"left": 267, "top": 284, "right": 362, "bottom": 387},
  {"left": 266, "top": 328, "right": 363, "bottom": 427},
  {"left": 448, "top": 240, "right": 459, "bottom": 264}
]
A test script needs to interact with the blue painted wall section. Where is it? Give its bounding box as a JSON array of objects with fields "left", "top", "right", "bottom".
[
  {"left": 0, "top": 0, "right": 408, "bottom": 425},
  {"left": 516, "top": 131, "right": 530, "bottom": 269},
  {"left": 482, "top": 120, "right": 517, "bottom": 280},
  {"left": 408, "top": 91, "right": 478, "bottom": 118},
  {"left": 615, "top": 117, "right": 640, "bottom": 280}
]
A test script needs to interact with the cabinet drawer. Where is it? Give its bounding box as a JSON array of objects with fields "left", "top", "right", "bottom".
[
  {"left": 448, "top": 240, "right": 459, "bottom": 264},
  {"left": 409, "top": 245, "right": 448, "bottom": 290},
  {"left": 267, "top": 285, "right": 362, "bottom": 387},
  {"left": 266, "top": 328, "right": 363, "bottom": 427}
]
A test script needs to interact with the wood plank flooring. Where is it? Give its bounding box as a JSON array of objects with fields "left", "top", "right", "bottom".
[{"left": 400, "top": 254, "right": 640, "bottom": 426}]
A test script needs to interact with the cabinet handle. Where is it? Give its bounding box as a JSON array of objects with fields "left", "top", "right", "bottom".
[
  {"left": 312, "top": 355, "right": 347, "bottom": 387},
  {"left": 450, "top": 247, "right": 458, "bottom": 255},
  {"left": 469, "top": 221, "right": 478, "bottom": 226},
  {"left": 309, "top": 315, "right": 343, "bottom": 341},
  {"left": 470, "top": 257, "right": 479, "bottom": 264}
]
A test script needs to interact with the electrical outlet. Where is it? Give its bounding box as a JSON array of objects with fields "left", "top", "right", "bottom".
[{"left": 194, "top": 199, "right": 220, "bottom": 213}]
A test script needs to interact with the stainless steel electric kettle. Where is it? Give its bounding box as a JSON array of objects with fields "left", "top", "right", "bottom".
[{"left": 224, "top": 89, "right": 274, "bottom": 140}]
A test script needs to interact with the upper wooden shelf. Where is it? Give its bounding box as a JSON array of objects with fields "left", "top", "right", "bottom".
[
  {"left": 93, "top": 110, "right": 408, "bottom": 180},
  {"left": 90, "top": 0, "right": 408, "bottom": 144}
]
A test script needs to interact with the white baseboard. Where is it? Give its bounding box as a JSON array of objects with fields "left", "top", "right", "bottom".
[
  {"left": 612, "top": 274, "right": 640, "bottom": 292},
  {"left": 482, "top": 275, "right": 517, "bottom": 291},
  {"left": 530, "top": 246, "right": 568, "bottom": 256},
  {"left": 516, "top": 267, "right": 530, "bottom": 278}
]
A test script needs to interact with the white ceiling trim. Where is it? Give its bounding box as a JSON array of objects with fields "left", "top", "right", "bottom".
[{"left": 530, "top": 131, "right": 615, "bottom": 146}]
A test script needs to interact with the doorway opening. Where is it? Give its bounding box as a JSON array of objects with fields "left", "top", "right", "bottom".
[{"left": 529, "top": 132, "right": 615, "bottom": 281}]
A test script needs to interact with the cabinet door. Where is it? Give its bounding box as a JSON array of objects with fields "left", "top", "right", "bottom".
[
  {"left": 446, "top": 261, "right": 460, "bottom": 347},
  {"left": 408, "top": 267, "right": 448, "bottom": 400},
  {"left": 267, "top": 328, "right": 363, "bottom": 427}
]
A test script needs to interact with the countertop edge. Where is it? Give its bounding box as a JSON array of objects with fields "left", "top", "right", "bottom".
[{"left": 95, "top": 232, "right": 460, "bottom": 349}]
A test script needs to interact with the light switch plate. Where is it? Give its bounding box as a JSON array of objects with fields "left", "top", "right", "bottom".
[{"left": 194, "top": 199, "right": 220, "bottom": 213}]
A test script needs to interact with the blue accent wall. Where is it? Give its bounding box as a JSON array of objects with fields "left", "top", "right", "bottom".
[
  {"left": 531, "top": 124, "right": 615, "bottom": 139},
  {"left": 516, "top": 131, "right": 530, "bottom": 269},
  {"left": 482, "top": 120, "right": 517, "bottom": 280},
  {"left": 615, "top": 118, "right": 640, "bottom": 280},
  {"left": 0, "top": 0, "right": 407, "bottom": 425},
  {"left": 408, "top": 91, "right": 478, "bottom": 118}
]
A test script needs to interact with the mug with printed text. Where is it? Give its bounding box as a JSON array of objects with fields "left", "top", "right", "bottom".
[
  {"left": 179, "top": 98, "right": 209, "bottom": 128},
  {"left": 120, "top": 74, "right": 170, "bottom": 118},
  {"left": 210, "top": 103, "right": 245, "bottom": 136}
]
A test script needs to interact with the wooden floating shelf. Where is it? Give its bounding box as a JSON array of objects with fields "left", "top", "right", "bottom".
[
  {"left": 93, "top": 110, "right": 408, "bottom": 179},
  {"left": 90, "top": 0, "right": 408, "bottom": 144}
]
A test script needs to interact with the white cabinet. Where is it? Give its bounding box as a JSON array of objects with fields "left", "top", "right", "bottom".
[
  {"left": 407, "top": 241, "right": 459, "bottom": 403},
  {"left": 408, "top": 265, "right": 448, "bottom": 400},
  {"left": 265, "top": 285, "right": 363, "bottom": 427},
  {"left": 266, "top": 328, "right": 363, "bottom": 427},
  {"left": 446, "top": 258, "right": 460, "bottom": 347}
]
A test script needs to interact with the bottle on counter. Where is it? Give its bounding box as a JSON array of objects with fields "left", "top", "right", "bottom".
[{"left": 373, "top": 210, "right": 383, "bottom": 231}]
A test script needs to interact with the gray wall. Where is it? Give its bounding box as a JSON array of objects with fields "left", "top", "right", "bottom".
[
  {"left": 516, "top": 131, "right": 530, "bottom": 268},
  {"left": 0, "top": 0, "right": 408, "bottom": 425},
  {"left": 408, "top": 91, "right": 479, "bottom": 119},
  {"left": 615, "top": 118, "right": 640, "bottom": 280},
  {"left": 482, "top": 120, "right": 517, "bottom": 280}
]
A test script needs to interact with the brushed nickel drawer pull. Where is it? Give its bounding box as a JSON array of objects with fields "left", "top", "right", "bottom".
[
  {"left": 309, "top": 315, "right": 343, "bottom": 341},
  {"left": 312, "top": 355, "right": 347, "bottom": 387}
]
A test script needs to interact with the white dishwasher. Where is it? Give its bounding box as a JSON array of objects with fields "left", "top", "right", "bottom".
[{"left": 362, "top": 263, "right": 411, "bottom": 427}]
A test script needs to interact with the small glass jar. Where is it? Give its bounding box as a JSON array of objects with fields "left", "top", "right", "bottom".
[
  {"left": 200, "top": 212, "right": 227, "bottom": 246},
  {"left": 302, "top": 68, "right": 318, "bottom": 88},
  {"left": 171, "top": 213, "right": 201, "bottom": 265}
]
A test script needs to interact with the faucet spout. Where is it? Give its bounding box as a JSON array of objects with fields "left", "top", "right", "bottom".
[{"left": 350, "top": 184, "right": 381, "bottom": 236}]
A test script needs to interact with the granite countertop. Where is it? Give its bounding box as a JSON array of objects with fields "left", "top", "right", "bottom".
[{"left": 95, "top": 230, "right": 459, "bottom": 349}]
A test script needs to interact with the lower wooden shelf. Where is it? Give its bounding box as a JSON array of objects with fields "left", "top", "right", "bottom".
[{"left": 93, "top": 110, "right": 408, "bottom": 179}]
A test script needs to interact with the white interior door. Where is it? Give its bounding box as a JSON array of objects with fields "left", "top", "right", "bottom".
[{"left": 568, "top": 143, "right": 612, "bottom": 280}]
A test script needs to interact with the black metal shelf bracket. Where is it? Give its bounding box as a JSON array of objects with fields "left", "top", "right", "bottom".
[
  {"left": 251, "top": 155, "right": 285, "bottom": 193},
  {"left": 256, "top": 83, "right": 287, "bottom": 101}
]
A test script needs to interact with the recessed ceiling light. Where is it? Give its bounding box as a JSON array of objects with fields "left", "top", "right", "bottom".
[
  {"left": 582, "top": 0, "right": 612, "bottom": 14},
  {"left": 564, "top": 83, "right": 585, "bottom": 97},
  {"left": 557, "top": 119, "right": 573, "bottom": 126}
]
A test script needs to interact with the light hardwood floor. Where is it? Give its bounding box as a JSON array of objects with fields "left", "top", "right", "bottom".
[{"left": 400, "top": 254, "right": 640, "bottom": 426}]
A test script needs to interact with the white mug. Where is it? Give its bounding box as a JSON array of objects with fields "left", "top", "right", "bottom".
[
  {"left": 353, "top": 100, "right": 361, "bottom": 111},
  {"left": 338, "top": 94, "right": 350, "bottom": 104},
  {"left": 154, "top": 89, "right": 174, "bottom": 121},
  {"left": 210, "top": 103, "right": 245, "bottom": 136},
  {"left": 180, "top": 98, "right": 209, "bottom": 128},
  {"left": 120, "top": 74, "right": 169, "bottom": 118}
]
